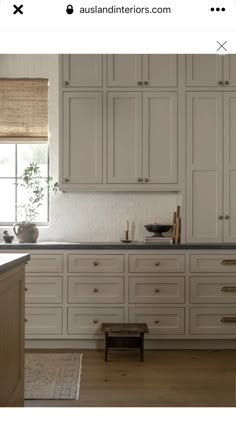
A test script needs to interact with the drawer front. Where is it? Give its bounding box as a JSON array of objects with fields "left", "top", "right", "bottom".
[
  {"left": 190, "top": 308, "right": 236, "bottom": 335},
  {"left": 190, "top": 254, "right": 236, "bottom": 273},
  {"left": 25, "top": 308, "right": 62, "bottom": 335},
  {"left": 129, "top": 255, "right": 185, "bottom": 273},
  {"left": 68, "top": 276, "right": 124, "bottom": 304},
  {"left": 129, "top": 307, "right": 185, "bottom": 335},
  {"left": 129, "top": 276, "right": 185, "bottom": 303},
  {"left": 25, "top": 276, "right": 63, "bottom": 304},
  {"left": 26, "top": 254, "right": 63, "bottom": 273},
  {"left": 191, "top": 276, "right": 236, "bottom": 304},
  {"left": 68, "top": 307, "right": 124, "bottom": 335},
  {"left": 68, "top": 254, "right": 124, "bottom": 273}
]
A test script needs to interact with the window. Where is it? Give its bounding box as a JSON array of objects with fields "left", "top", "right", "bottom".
[{"left": 0, "top": 78, "right": 49, "bottom": 225}]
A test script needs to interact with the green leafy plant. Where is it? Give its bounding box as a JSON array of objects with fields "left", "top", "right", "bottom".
[{"left": 17, "top": 162, "right": 59, "bottom": 223}]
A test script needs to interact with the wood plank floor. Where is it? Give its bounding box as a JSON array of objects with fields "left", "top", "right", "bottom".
[{"left": 25, "top": 349, "right": 236, "bottom": 407}]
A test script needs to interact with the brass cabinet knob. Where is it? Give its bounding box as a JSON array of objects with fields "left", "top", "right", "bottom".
[
  {"left": 93, "top": 288, "right": 98, "bottom": 293},
  {"left": 154, "top": 320, "right": 159, "bottom": 324},
  {"left": 218, "top": 81, "right": 223, "bottom": 85},
  {"left": 64, "top": 81, "right": 70, "bottom": 86},
  {"left": 64, "top": 178, "right": 70, "bottom": 182},
  {"left": 144, "top": 178, "right": 149, "bottom": 182},
  {"left": 25, "top": 287, "right": 28, "bottom": 292},
  {"left": 93, "top": 261, "right": 99, "bottom": 266},
  {"left": 224, "top": 215, "right": 230, "bottom": 219},
  {"left": 137, "top": 178, "right": 143, "bottom": 182},
  {"left": 224, "top": 81, "right": 230, "bottom": 85},
  {"left": 218, "top": 215, "right": 223, "bottom": 219},
  {"left": 93, "top": 319, "right": 99, "bottom": 324},
  {"left": 25, "top": 318, "right": 28, "bottom": 322},
  {"left": 137, "top": 81, "right": 143, "bottom": 85},
  {"left": 154, "top": 288, "right": 160, "bottom": 293},
  {"left": 155, "top": 262, "right": 160, "bottom": 266},
  {"left": 143, "top": 81, "right": 149, "bottom": 85}
]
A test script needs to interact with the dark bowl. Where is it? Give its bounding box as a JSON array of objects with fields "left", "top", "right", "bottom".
[
  {"left": 144, "top": 224, "right": 173, "bottom": 237},
  {"left": 3, "top": 235, "right": 14, "bottom": 244}
]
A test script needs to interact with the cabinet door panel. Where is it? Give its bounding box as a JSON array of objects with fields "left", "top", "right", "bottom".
[
  {"left": 186, "top": 92, "right": 223, "bottom": 242},
  {"left": 62, "top": 92, "right": 103, "bottom": 184},
  {"left": 223, "top": 93, "right": 236, "bottom": 242},
  {"left": 107, "top": 55, "right": 142, "bottom": 87},
  {"left": 107, "top": 92, "right": 142, "bottom": 183},
  {"left": 186, "top": 55, "right": 223, "bottom": 86},
  {"left": 143, "top": 55, "right": 177, "bottom": 87},
  {"left": 143, "top": 92, "right": 177, "bottom": 183},
  {"left": 62, "top": 55, "right": 103, "bottom": 87},
  {"left": 223, "top": 55, "right": 236, "bottom": 87}
]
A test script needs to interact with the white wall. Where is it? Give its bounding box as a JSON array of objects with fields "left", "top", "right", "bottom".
[{"left": 0, "top": 55, "right": 179, "bottom": 242}]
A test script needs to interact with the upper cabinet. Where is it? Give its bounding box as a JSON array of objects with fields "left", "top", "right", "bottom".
[
  {"left": 186, "top": 55, "right": 236, "bottom": 87},
  {"left": 62, "top": 55, "right": 103, "bottom": 87},
  {"left": 107, "top": 54, "right": 178, "bottom": 87}
]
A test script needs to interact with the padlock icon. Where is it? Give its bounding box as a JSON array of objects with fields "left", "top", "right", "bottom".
[{"left": 66, "top": 5, "right": 74, "bottom": 14}]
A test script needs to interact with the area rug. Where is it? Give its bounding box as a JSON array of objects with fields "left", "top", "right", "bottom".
[{"left": 25, "top": 353, "right": 82, "bottom": 400}]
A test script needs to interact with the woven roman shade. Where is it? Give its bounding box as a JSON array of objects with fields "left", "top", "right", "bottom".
[{"left": 0, "top": 78, "right": 48, "bottom": 142}]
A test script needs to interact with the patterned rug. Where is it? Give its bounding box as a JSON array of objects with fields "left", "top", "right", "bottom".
[{"left": 25, "top": 353, "right": 82, "bottom": 400}]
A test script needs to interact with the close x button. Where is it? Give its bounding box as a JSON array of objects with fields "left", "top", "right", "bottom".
[{"left": 13, "top": 4, "right": 23, "bottom": 14}]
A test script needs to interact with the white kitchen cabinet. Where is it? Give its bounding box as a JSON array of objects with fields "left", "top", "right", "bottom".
[
  {"left": 107, "top": 92, "right": 178, "bottom": 185},
  {"left": 107, "top": 54, "right": 177, "bottom": 87},
  {"left": 62, "top": 54, "right": 103, "bottom": 87},
  {"left": 186, "top": 92, "right": 236, "bottom": 243},
  {"left": 61, "top": 92, "right": 103, "bottom": 186},
  {"left": 186, "top": 54, "right": 236, "bottom": 87}
]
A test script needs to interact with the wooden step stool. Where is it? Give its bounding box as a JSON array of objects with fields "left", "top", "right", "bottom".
[{"left": 101, "top": 323, "right": 149, "bottom": 362}]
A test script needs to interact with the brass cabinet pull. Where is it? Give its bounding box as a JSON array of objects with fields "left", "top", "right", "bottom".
[
  {"left": 154, "top": 288, "right": 160, "bottom": 293},
  {"left": 218, "top": 81, "right": 223, "bottom": 85},
  {"left": 218, "top": 215, "right": 223, "bottom": 220},
  {"left": 224, "top": 81, "right": 230, "bottom": 85},
  {"left": 221, "top": 286, "right": 236, "bottom": 292},
  {"left": 154, "top": 320, "right": 159, "bottom": 324},
  {"left": 155, "top": 262, "right": 160, "bottom": 266},
  {"left": 137, "top": 81, "right": 143, "bottom": 85},
  {"left": 224, "top": 215, "right": 230, "bottom": 219},
  {"left": 143, "top": 81, "right": 149, "bottom": 85},
  {"left": 25, "top": 287, "right": 28, "bottom": 292},
  {"left": 93, "top": 288, "right": 98, "bottom": 293},
  {"left": 137, "top": 178, "right": 143, "bottom": 182},
  {"left": 143, "top": 178, "right": 149, "bottom": 182},
  {"left": 93, "top": 319, "right": 99, "bottom": 324},
  {"left": 221, "top": 317, "right": 236, "bottom": 323},
  {"left": 25, "top": 318, "right": 28, "bottom": 322},
  {"left": 64, "top": 81, "right": 70, "bottom": 86},
  {"left": 64, "top": 178, "right": 70, "bottom": 182},
  {"left": 221, "top": 260, "right": 236, "bottom": 265},
  {"left": 93, "top": 261, "right": 99, "bottom": 266}
]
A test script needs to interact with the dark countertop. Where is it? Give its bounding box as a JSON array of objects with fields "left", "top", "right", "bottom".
[
  {"left": 0, "top": 253, "right": 30, "bottom": 273},
  {"left": 1, "top": 242, "right": 236, "bottom": 250}
]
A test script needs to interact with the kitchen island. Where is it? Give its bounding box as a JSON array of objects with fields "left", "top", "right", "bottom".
[{"left": 0, "top": 253, "right": 30, "bottom": 407}]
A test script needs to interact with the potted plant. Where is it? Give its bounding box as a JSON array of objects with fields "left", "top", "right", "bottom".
[{"left": 13, "top": 162, "right": 58, "bottom": 243}]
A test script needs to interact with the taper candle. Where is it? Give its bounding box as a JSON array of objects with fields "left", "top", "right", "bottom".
[{"left": 125, "top": 220, "right": 129, "bottom": 231}]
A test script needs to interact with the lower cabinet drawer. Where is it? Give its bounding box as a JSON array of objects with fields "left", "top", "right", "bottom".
[
  {"left": 25, "top": 276, "right": 63, "bottom": 304},
  {"left": 67, "top": 276, "right": 124, "bottom": 304},
  {"left": 67, "top": 307, "right": 124, "bottom": 335},
  {"left": 190, "top": 276, "right": 236, "bottom": 304},
  {"left": 25, "top": 308, "right": 63, "bottom": 335},
  {"left": 26, "top": 254, "right": 63, "bottom": 273},
  {"left": 129, "top": 276, "right": 185, "bottom": 303},
  {"left": 129, "top": 254, "right": 185, "bottom": 273},
  {"left": 129, "top": 307, "right": 185, "bottom": 335},
  {"left": 190, "top": 308, "right": 236, "bottom": 335}
]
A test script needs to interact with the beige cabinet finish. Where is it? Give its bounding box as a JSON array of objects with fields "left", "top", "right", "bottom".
[
  {"left": 0, "top": 265, "right": 25, "bottom": 407},
  {"left": 107, "top": 92, "right": 178, "bottom": 184},
  {"left": 62, "top": 54, "right": 103, "bottom": 87},
  {"left": 68, "top": 307, "right": 124, "bottom": 335},
  {"left": 25, "top": 276, "right": 63, "bottom": 304},
  {"left": 107, "top": 54, "right": 177, "bottom": 87},
  {"left": 68, "top": 276, "right": 124, "bottom": 304},
  {"left": 190, "top": 307, "right": 236, "bottom": 335},
  {"left": 129, "top": 254, "right": 185, "bottom": 273},
  {"left": 129, "top": 307, "right": 185, "bottom": 335},
  {"left": 62, "top": 92, "right": 103, "bottom": 185},
  {"left": 25, "top": 307, "right": 62, "bottom": 335},
  {"left": 190, "top": 254, "right": 236, "bottom": 273},
  {"left": 129, "top": 276, "right": 185, "bottom": 304},
  {"left": 68, "top": 254, "right": 124, "bottom": 273},
  {"left": 187, "top": 54, "right": 236, "bottom": 87},
  {"left": 190, "top": 276, "right": 236, "bottom": 304},
  {"left": 25, "top": 254, "right": 63, "bottom": 273}
]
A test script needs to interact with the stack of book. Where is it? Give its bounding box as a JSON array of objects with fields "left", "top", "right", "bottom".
[{"left": 144, "top": 236, "right": 173, "bottom": 244}]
